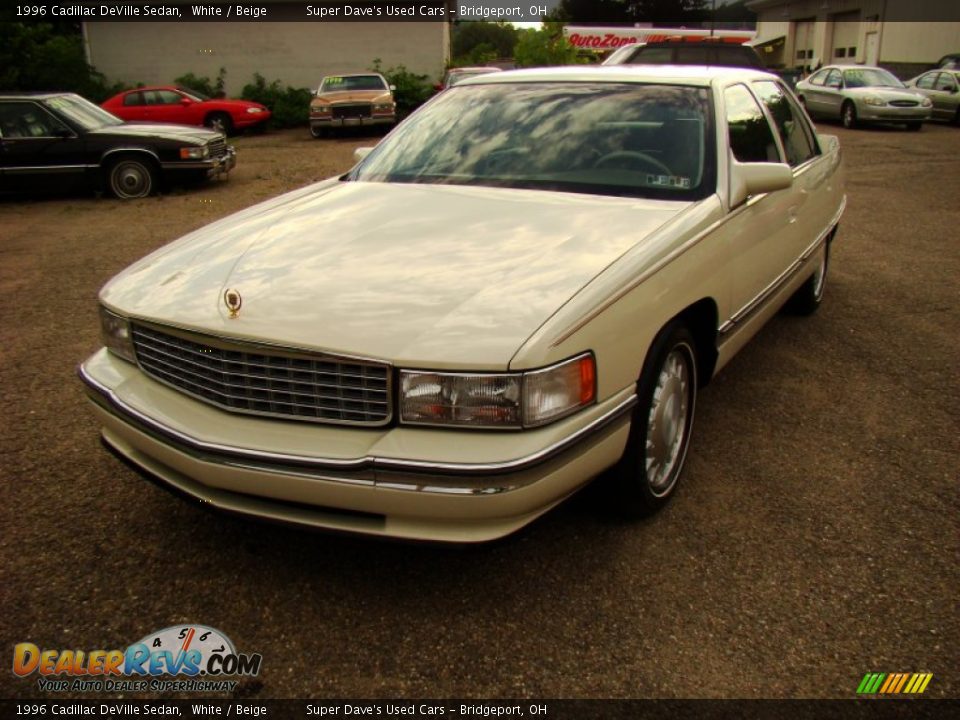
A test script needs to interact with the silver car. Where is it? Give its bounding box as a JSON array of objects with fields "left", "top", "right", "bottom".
[
  {"left": 796, "top": 65, "right": 932, "bottom": 130},
  {"left": 905, "top": 69, "right": 960, "bottom": 124}
]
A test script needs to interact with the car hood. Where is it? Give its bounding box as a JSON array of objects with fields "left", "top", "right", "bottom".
[
  {"left": 315, "top": 89, "right": 393, "bottom": 104},
  {"left": 101, "top": 181, "right": 688, "bottom": 369},
  {"left": 89, "top": 122, "right": 222, "bottom": 143}
]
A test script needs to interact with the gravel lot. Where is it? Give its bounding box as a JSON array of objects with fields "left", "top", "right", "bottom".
[{"left": 1, "top": 122, "right": 957, "bottom": 700}]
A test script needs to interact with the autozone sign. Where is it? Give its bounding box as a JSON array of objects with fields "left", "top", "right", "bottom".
[{"left": 564, "top": 26, "right": 756, "bottom": 49}]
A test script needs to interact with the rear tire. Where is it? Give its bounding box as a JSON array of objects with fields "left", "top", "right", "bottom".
[
  {"left": 106, "top": 155, "right": 156, "bottom": 199},
  {"left": 608, "top": 323, "right": 698, "bottom": 517},
  {"left": 841, "top": 100, "right": 857, "bottom": 129}
]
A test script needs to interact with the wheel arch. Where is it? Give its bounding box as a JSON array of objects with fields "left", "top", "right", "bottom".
[
  {"left": 670, "top": 298, "right": 719, "bottom": 388},
  {"left": 99, "top": 147, "right": 160, "bottom": 167}
]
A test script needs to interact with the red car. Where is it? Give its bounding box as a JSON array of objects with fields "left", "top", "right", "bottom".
[{"left": 101, "top": 86, "right": 270, "bottom": 135}]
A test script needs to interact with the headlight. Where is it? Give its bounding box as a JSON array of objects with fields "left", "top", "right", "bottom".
[
  {"left": 373, "top": 103, "right": 394, "bottom": 112},
  {"left": 179, "top": 146, "right": 209, "bottom": 160},
  {"left": 246, "top": 107, "right": 264, "bottom": 114},
  {"left": 921, "top": 97, "right": 933, "bottom": 107},
  {"left": 311, "top": 104, "right": 331, "bottom": 115},
  {"left": 863, "top": 96, "right": 886, "bottom": 107},
  {"left": 400, "top": 353, "right": 596, "bottom": 429},
  {"left": 99, "top": 306, "right": 136, "bottom": 364}
]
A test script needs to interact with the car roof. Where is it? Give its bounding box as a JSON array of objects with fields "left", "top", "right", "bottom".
[
  {"left": 449, "top": 67, "right": 502, "bottom": 72},
  {"left": 0, "top": 92, "right": 74, "bottom": 100},
  {"left": 321, "top": 73, "right": 386, "bottom": 79},
  {"left": 460, "top": 64, "right": 779, "bottom": 87}
]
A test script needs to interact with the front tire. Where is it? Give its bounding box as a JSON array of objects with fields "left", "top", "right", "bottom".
[
  {"left": 842, "top": 100, "right": 858, "bottom": 129},
  {"left": 205, "top": 112, "right": 233, "bottom": 136},
  {"left": 609, "top": 323, "right": 698, "bottom": 516},
  {"left": 309, "top": 125, "right": 326, "bottom": 139},
  {"left": 786, "top": 241, "right": 829, "bottom": 315},
  {"left": 106, "top": 156, "right": 156, "bottom": 199}
]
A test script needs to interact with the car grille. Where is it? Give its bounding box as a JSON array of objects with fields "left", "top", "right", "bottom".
[
  {"left": 888, "top": 100, "right": 919, "bottom": 107},
  {"left": 131, "top": 324, "right": 391, "bottom": 425},
  {"left": 208, "top": 138, "right": 228, "bottom": 158},
  {"left": 332, "top": 103, "right": 372, "bottom": 119}
]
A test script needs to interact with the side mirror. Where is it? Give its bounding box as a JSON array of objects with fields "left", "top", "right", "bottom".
[
  {"left": 729, "top": 160, "right": 793, "bottom": 209},
  {"left": 353, "top": 147, "right": 374, "bottom": 163},
  {"left": 389, "top": 84, "right": 396, "bottom": 92},
  {"left": 180, "top": 98, "right": 192, "bottom": 106}
]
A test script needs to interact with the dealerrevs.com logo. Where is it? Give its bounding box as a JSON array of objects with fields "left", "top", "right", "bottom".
[{"left": 13, "top": 625, "right": 262, "bottom": 693}]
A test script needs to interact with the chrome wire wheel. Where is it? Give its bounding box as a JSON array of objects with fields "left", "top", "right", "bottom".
[
  {"left": 108, "top": 159, "right": 154, "bottom": 199},
  {"left": 645, "top": 345, "right": 694, "bottom": 497}
]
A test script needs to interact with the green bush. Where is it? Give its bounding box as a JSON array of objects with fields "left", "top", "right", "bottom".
[
  {"left": 371, "top": 59, "right": 436, "bottom": 118},
  {"left": 174, "top": 68, "right": 227, "bottom": 98},
  {"left": 240, "top": 73, "right": 312, "bottom": 128}
]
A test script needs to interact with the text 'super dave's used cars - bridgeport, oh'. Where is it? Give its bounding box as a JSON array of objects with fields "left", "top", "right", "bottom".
[{"left": 80, "top": 66, "right": 845, "bottom": 542}]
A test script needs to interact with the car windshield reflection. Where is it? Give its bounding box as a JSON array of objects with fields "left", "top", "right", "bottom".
[{"left": 351, "top": 82, "right": 715, "bottom": 201}]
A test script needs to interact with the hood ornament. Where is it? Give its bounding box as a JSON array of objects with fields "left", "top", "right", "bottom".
[{"left": 224, "top": 288, "right": 242, "bottom": 319}]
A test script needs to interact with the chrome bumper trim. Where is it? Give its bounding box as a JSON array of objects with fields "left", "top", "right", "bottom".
[{"left": 79, "top": 363, "right": 636, "bottom": 478}]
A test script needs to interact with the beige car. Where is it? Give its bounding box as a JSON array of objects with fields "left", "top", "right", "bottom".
[
  {"left": 81, "top": 66, "right": 845, "bottom": 543},
  {"left": 309, "top": 73, "right": 396, "bottom": 137}
]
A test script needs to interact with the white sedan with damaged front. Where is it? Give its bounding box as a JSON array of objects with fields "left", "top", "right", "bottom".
[{"left": 81, "top": 66, "right": 845, "bottom": 542}]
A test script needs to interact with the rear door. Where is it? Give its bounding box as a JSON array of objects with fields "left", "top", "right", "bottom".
[{"left": 932, "top": 72, "right": 960, "bottom": 119}]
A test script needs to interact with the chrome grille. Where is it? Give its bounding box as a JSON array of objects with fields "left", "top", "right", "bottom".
[
  {"left": 332, "top": 103, "right": 372, "bottom": 119},
  {"left": 889, "top": 100, "right": 919, "bottom": 107},
  {"left": 208, "top": 138, "right": 228, "bottom": 158},
  {"left": 131, "top": 325, "right": 391, "bottom": 425}
]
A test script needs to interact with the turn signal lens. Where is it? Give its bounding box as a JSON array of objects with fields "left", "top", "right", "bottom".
[{"left": 522, "top": 353, "right": 596, "bottom": 427}]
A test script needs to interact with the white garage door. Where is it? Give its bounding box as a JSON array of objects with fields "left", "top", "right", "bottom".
[{"left": 831, "top": 11, "right": 861, "bottom": 63}]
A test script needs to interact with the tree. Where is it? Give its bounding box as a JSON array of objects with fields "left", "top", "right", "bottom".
[
  {"left": 513, "top": 24, "right": 585, "bottom": 68},
  {"left": 452, "top": 22, "right": 518, "bottom": 63}
]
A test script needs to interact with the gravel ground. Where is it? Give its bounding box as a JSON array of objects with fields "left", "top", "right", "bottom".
[{"left": 0, "top": 123, "right": 957, "bottom": 700}]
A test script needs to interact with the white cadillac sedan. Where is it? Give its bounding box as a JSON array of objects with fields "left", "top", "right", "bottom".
[{"left": 81, "top": 66, "right": 845, "bottom": 542}]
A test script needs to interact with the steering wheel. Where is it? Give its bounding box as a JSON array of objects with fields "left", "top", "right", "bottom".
[{"left": 593, "top": 150, "right": 672, "bottom": 176}]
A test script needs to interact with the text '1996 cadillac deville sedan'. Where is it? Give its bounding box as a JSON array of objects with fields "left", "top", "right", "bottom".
[{"left": 80, "top": 66, "right": 845, "bottom": 542}]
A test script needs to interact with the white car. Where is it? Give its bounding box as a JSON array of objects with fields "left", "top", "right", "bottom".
[{"left": 81, "top": 66, "right": 845, "bottom": 542}]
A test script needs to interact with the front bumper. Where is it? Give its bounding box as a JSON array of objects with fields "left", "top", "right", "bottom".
[
  {"left": 162, "top": 146, "right": 236, "bottom": 176},
  {"left": 856, "top": 103, "right": 931, "bottom": 122},
  {"left": 310, "top": 116, "right": 395, "bottom": 129},
  {"left": 79, "top": 349, "right": 634, "bottom": 542}
]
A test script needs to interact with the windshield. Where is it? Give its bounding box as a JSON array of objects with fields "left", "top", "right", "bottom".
[
  {"left": 843, "top": 68, "right": 905, "bottom": 88},
  {"left": 350, "top": 82, "right": 714, "bottom": 201},
  {"left": 177, "top": 87, "right": 210, "bottom": 101},
  {"left": 45, "top": 94, "right": 123, "bottom": 130},
  {"left": 319, "top": 75, "right": 386, "bottom": 93}
]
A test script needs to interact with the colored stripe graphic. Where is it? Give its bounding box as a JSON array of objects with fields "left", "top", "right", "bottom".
[{"left": 857, "top": 672, "right": 932, "bottom": 694}]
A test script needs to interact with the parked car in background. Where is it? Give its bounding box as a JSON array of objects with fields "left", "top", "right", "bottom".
[
  {"left": 102, "top": 86, "right": 270, "bottom": 135},
  {"left": 439, "top": 66, "right": 503, "bottom": 90},
  {"left": 937, "top": 53, "right": 960, "bottom": 70},
  {"left": 309, "top": 73, "right": 396, "bottom": 137},
  {"left": 602, "top": 39, "right": 765, "bottom": 70},
  {"left": 905, "top": 68, "right": 960, "bottom": 124},
  {"left": 81, "top": 66, "right": 844, "bottom": 542},
  {"left": 796, "top": 65, "right": 932, "bottom": 130},
  {"left": 0, "top": 92, "right": 234, "bottom": 199}
]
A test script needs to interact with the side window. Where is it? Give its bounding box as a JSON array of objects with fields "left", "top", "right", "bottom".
[
  {"left": 807, "top": 69, "right": 827, "bottom": 86},
  {"left": 123, "top": 92, "right": 143, "bottom": 107},
  {"left": 935, "top": 73, "right": 958, "bottom": 91},
  {"left": 752, "top": 81, "right": 817, "bottom": 166},
  {"left": 725, "top": 84, "right": 781, "bottom": 164},
  {"left": 0, "top": 101, "right": 69, "bottom": 138},
  {"left": 824, "top": 69, "right": 842, "bottom": 87},
  {"left": 156, "top": 90, "right": 182, "bottom": 104}
]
